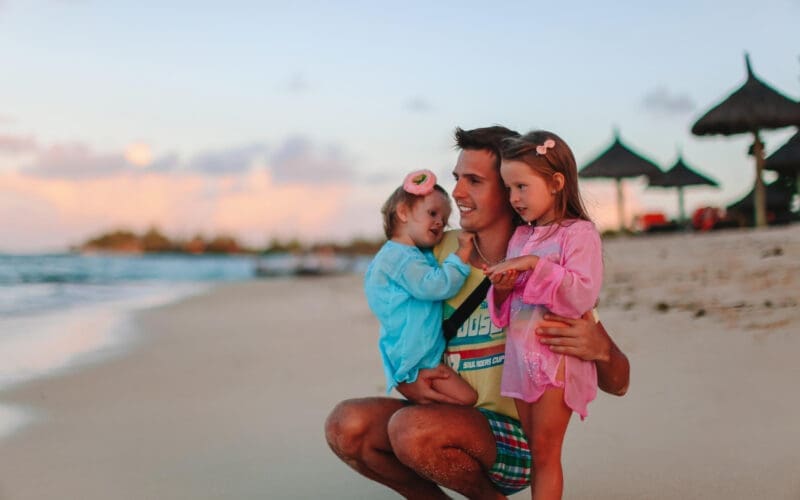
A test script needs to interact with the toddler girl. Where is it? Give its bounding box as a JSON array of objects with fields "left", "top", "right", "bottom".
[
  {"left": 365, "top": 170, "right": 477, "bottom": 404},
  {"left": 484, "top": 131, "right": 603, "bottom": 499}
]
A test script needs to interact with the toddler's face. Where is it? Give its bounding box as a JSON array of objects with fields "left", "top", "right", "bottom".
[{"left": 406, "top": 191, "right": 451, "bottom": 248}]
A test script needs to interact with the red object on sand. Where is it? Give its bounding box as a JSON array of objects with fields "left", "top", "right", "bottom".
[
  {"left": 692, "top": 207, "right": 722, "bottom": 231},
  {"left": 634, "top": 212, "right": 668, "bottom": 231}
]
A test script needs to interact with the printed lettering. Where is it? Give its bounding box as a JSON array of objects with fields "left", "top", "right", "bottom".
[
  {"left": 456, "top": 311, "right": 503, "bottom": 339},
  {"left": 458, "top": 353, "right": 506, "bottom": 371}
]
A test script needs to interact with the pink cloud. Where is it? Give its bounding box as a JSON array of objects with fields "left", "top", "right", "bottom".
[
  {"left": 0, "top": 134, "right": 38, "bottom": 154},
  {"left": 0, "top": 168, "right": 384, "bottom": 251},
  {"left": 268, "top": 136, "right": 354, "bottom": 184},
  {"left": 23, "top": 142, "right": 133, "bottom": 179}
]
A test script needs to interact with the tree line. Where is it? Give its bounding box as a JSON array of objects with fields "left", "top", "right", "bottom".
[{"left": 76, "top": 228, "right": 384, "bottom": 255}]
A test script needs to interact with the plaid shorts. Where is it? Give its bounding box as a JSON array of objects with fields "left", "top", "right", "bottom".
[{"left": 477, "top": 407, "right": 532, "bottom": 495}]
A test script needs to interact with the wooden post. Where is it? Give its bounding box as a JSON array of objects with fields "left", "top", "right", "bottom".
[
  {"left": 677, "top": 186, "right": 686, "bottom": 224},
  {"left": 752, "top": 132, "right": 767, "bottom": 227},
  {"left": 616, "top": 178, "right": 625, "bottom": 231}
]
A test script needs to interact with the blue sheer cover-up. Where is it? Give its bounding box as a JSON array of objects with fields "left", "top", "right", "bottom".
[{"left": 364, "top": 240, "right": 470, "bottom": 392}]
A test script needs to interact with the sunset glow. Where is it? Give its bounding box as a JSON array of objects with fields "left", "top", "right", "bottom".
[{"left": 0, "top": 2, "right": 796, "bottom": 251}]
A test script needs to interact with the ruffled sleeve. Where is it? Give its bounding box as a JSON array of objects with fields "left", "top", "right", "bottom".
[
  {"left": 391, "top": 249, "right": 470, "bottom": 301},
  {"left": 521, "top": 223, "right": 603, "bottom": 318},
  {"left": 487, "top": 284, "right": 511, "bottom": 328}
]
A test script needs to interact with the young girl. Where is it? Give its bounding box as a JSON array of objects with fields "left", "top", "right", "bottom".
[
  {"left": 364, "top": 169, "right": 478, "bottom": 405},
  {"left": 484, "top": 131, "right": 603, "bottom": 499}
]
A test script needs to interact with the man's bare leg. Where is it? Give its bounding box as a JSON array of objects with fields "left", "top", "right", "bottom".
[
  {"left": 388, "top": 404, "right": 507, "bottom": 500},
  {"left": 325, "top": 397, "right": 449, "bottom": 499}
]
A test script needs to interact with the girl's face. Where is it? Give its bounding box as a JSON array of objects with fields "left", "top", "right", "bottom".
[
  {"left": 500, "top": 159, "right": 558, "bottom": 224},
  {"left": 398, "top": 191, "right": 452, "bottom": 248}
]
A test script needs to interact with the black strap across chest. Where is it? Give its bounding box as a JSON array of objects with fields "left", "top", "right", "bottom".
[{"left": 442, "top": 278, "right": 491, "bottom": 341}]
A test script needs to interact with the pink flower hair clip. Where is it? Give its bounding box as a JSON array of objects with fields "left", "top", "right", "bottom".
[
  {"left": 403, "top": 169, "right": 437, "bottom": 195},
  {"left": 536, "top": 139, "right": 556, "bottom": 156}
]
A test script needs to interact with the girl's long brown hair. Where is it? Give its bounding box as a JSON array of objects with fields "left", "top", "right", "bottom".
[{"left": 501, "top": 130, "right": 592, "bottom": 225}]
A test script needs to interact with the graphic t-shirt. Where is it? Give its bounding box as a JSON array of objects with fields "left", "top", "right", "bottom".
[{"left": 434, "top": 231, "right": 518, "bottom": 419}]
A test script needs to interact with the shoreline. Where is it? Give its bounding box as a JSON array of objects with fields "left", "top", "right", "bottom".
[
  {"left": 0, "top": 227, "right": 798, "bottom": 499},
  {"left": 0, "top": 275, "right": 393, "bottom": 500},
  {"left": 0, "top": 282, "right": 212, "bottom": 440}
]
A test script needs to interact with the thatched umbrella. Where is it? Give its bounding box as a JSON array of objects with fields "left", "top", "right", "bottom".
[
  {"left": 765, "top": 129, "right": 800, "bottom": 195},
  {"left": 727, "top": 174, "right": 797, "bottom": 225},
  {"left": 647, "top": 154, "right": 719, "bottom": 223},
  {"left": 580, "top": 130, "right": 662, "bottom": 230},
  {"left": 691, "top": 54, "right": 800, "bottom": 227}
]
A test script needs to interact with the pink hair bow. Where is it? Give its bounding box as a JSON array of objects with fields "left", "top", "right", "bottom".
[
  {"left": 536, "top": 139, "right": 556, "bottom": 156},
  {"left": 403, "top": 169, "right": 437, "bottom": 195}
]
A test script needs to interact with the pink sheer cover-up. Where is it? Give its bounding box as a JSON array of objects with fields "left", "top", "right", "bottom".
[{"left": 488, "top": 220, "right": 603, "bottom": 419}]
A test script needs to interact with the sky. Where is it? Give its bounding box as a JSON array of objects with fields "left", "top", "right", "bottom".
[{"left": 1, "top": 0, "right": 798, "bottom": 252}]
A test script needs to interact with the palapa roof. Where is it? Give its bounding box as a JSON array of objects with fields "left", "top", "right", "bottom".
[
  {"left": 648, "top": 155, "right": 719, "bottom": 188},
  {"left": 579, "top": 132, "right": 662, "bottom": 179},
  {"left": 765, "top": 130, "right": 800, "bottom": 173},
  {"left": 692, "top": 54, "right": 800, "bottom": 136},
  {"left": 727, "top": 176, "right": 796, "bottom": 211}
]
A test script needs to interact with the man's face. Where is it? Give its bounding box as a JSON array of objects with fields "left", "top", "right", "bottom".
[{"left": 451, "top": 149, "right": 512, "bottom": 233}]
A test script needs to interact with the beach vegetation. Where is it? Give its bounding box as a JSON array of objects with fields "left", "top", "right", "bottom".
[
  {"left": 78, "top": 228, "right": 249, "bottom": 255},
  {"left": 77, "top": 229, "right": 386, "bottom": 256}
]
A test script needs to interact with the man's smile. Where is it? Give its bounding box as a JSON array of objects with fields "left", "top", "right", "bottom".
[{"left": 457, "top": 203, "right": 475, "bottom": 214}]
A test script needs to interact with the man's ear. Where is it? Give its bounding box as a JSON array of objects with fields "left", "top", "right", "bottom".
[
  {"left": 396, "top": 202, "right": 410, "bottom": 223},
  {"left": 552, "top": 173, "right": 566, "bottom": 193}
]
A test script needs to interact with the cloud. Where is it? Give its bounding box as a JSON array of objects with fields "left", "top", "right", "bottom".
[
  {"left": 268, "top": 136, "right": 354, "bottom": 184},
  {"left": 362, "top": 171, "right": 398, "bottom": 185},
  {"left": 0, "top": 134, "right": 38, "bottom": 154},
  {"left": 22, "top": 142, "right": 134, "bottom": 179},
  {"left": 404, "top": 96, "right": 433, "bottom": 113},
  {"left": 0, "top": 114, "right": 15, "bottom": 125},
  {"left": 283, "top": 72, "right": 310, "bottom": 93},
  {"left": 185, "top": 142, "right": 267, "bottom": 175},
  {"left": 641, "top": 87, "right": 695, "bottom": 115},
  {"left": 0, "top": 168, "right": 378, "bottom": 251},
  {"left": 147, "top": 152, "right": 181, "bottom": 172},
  {"left": 13, "top": 135, "right": 359, "bottom": 184}
]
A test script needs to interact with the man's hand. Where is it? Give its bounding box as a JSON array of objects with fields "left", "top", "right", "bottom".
[
  {"left": 535, "top": 311, "right": 611, "bottom": 362},
  {"left": 395, "top": 365, "right": 464, "bottom": 404},
  {"left": 536, "top": 311, "right": 630, "bottom": 396}
]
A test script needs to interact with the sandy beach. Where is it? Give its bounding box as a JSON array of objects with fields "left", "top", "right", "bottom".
[{"left": 1, "top": 225, "right": 799, "bottom": 499}]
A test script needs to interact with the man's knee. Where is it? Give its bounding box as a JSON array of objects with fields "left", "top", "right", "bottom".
[
  {"left": 324, "top": 399, "right": 373, "bottom": 458},
  {"left": 387, "top": 406, "right": 439, "bottom": 465}
]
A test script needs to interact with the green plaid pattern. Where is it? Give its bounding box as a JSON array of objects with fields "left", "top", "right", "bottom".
[{"left": 478, "top": 407, "right": 532, "bottom": 495}]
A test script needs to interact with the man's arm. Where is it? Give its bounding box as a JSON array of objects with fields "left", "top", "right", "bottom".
[
  {"left": 590, "top": 321, "right": 630, "bottom": 396},
  {"left": 535, "top": 312, "right": 629, "bottom": 396}
]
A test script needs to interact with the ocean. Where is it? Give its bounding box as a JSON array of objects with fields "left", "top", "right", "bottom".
[{"left": 0, "top": 253, "right": 271, "bottom": 438}]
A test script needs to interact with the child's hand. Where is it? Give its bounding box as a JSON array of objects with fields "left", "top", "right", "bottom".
[
  {"left": 484, "top": 255, "right": 538, "bottom": 279},
  {"left": 486, "top": 268, "right": 517, "bottom": 291},
  {"left": 456, "top": 230, "right": 474, "bottom": 249},
  {"left": 454, "top": 231, "right": 474, "bottom": 263}
]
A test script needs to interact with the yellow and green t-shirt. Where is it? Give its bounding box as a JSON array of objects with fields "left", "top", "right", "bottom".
[{"left": 434, "top": 231, "right": 518, "bottom": 419}]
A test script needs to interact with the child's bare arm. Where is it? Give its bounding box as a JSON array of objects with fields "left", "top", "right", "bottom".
[
  {"left": 429, "top": 364, "right": 477, "bottom": 406},
  {"left": 396, "top": 366, "right": 464, "bottom": 404}
]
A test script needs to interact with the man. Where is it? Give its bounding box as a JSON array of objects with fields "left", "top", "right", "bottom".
[{"left": 325, "top": 126, "right": 630, "bottom": 499}]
